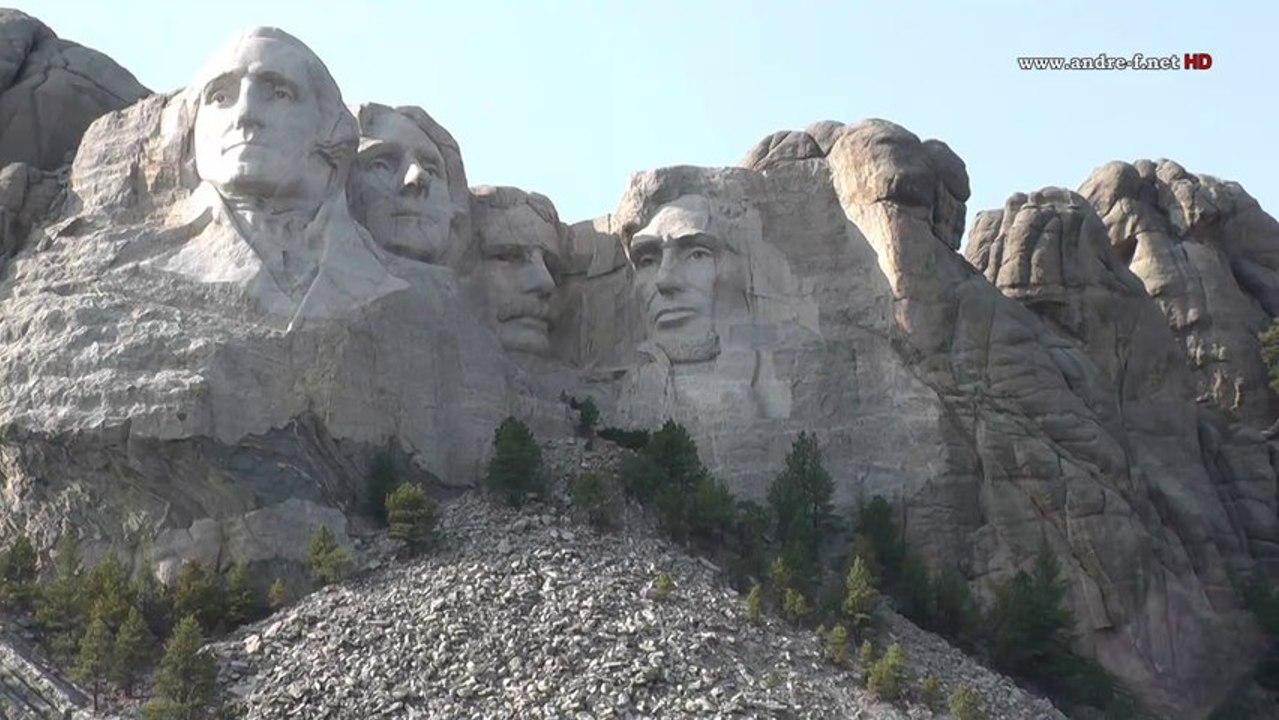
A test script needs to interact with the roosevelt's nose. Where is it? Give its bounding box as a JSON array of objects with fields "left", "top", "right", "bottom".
[{"left": 523, "top": 249, "right": 555, "bottom": 297}]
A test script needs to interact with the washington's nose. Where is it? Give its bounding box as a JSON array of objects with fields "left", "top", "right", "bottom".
[{"left": 232, "top": 81, "right": 263, "bottom": 130}]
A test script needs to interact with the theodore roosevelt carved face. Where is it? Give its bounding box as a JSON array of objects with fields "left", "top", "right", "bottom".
[{"left": 470, "top": 186, "right": 563, "bottom": 355}]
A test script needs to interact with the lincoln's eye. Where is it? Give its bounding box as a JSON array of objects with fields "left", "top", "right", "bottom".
[{"left": 689, "top": 247, "right": 713, "bottom": 260}]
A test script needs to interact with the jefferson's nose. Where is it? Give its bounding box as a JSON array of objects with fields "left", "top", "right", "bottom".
[{"left": 403, "top": 162, "right": 429, "bottom": 195}]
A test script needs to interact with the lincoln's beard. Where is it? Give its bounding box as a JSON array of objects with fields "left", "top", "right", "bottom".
[{"left": 656, "top": 328, "right": 720, "bottom": 364}]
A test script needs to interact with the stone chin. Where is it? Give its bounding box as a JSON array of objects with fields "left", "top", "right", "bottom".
[
  {"left": 379, "top": 214, "right": 450, "bottom": 262},
  {"left": 654, "top": 330, "right": 720, "bottom": 364}
]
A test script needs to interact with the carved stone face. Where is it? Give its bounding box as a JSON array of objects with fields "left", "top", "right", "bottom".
[
  {"left": 193, "top": 33, "right": 332, "bottom": 204},
  {"left": 629, "top": 194, "right": 745, "bottom": 362},
  {"left": 351, "top": 110, "right": 455, "bottom": 262},
  {"left": 477, "top": 203, "right": 561, "bottom": 355}
]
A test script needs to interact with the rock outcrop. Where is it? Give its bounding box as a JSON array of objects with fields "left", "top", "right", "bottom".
[
  {"left": 0, "top": 16, "right": 1274, "bottom": 720},
  {"left": 0, "top": 9, "right": 148, "bottom": 170}
]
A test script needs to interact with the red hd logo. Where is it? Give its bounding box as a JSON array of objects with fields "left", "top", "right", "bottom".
[{"left": 1184, "top": 53, "right": 1213, "bottom": 70}]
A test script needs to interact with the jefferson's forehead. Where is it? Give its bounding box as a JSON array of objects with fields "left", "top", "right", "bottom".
[{"left": 361, "top": 113, "right": 442, "bottom": 159}]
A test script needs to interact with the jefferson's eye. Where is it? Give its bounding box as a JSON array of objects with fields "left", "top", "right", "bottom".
[{"left": 370, "top": 158, "right": 395, "bottom": 173}]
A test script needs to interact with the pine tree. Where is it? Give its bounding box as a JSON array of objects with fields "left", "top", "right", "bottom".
[
  {"left": 145, "top": 615, "right": 218, "bottom": 719},
  {"left": 307, "top": 526, "right": 351, "bottom": 587},
  {"left": 782, "top": 588, "right": 810, "bottom": 624},
  {"left": 134, "top": 568, "right": 174, "bottom": 641},
  {"left": 766, "top": 432, "right": 835, "bottom": 589},
  {"left": 843, "top": 555, "right": 878, "bottom": 633},
  {"left": 857, "top": 496, "right": 905, "bottom": 582},
  {"left": 0, "top": 532, "right": 37, "bottom": 611},
  {"left": 745, "top": 584, "right": 763, "bottom": 624},
  {"left": 386, "top": 483, "right": 438, "bottom": 552},
  {"left": 268, "top": 578, "right": 287, "bottom": 611},
  {"left": 987, "top": 538, "right": 1075, "bottom": 691},
  {"left": 224, "top": 563, "right": 259, "bottom": 627},
  {"left": 826, "top": 623, "right": 850, "bottom": 665},
  {"left": 621, "top": 420, "right": 713, "bottom": 543},
  {"left": 86, "top": 552, "right": 135, "bottom": 633},
  {"left": 486, "top": 416, "right": 544, "bottom": 507},
  {"left": 576, "top": 396, "right": 600, "bottom": 436},
  {"left": 1260, "top": 321, "right": 1279, "bottom": 393},
  {"left": 867, "top": 642, "right": 907, "bottom": 701},
  {"left": 848, "top": 533, "right": 881, "bottom": 582},
  {"left": 859, "top": 639, "right": 876, "bottom": 677},
  {"left": 35, "top": 531, "right": 87, "bottom": 662},
  {"left": 173, "top": 560, "right": 226, "bottom": 635},
  {"left": 892, "top": 551, "right": 934, "bottom": 627},
  {"left": 72, "top": 611, "right": 114, "bottom": 711},
  {"left": 932, "top": 566, "right": 979, "bottom": 647},
  {"left": 112, "top": 605, "right": 155, "bottom": 697}
]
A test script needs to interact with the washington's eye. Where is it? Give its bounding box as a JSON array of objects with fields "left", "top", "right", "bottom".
[
  {"left": 273, "top": 87, "right": 292, "bottom": 100},
  {"left": 210, "top": 91, "right": 229, "bottom": 106}
]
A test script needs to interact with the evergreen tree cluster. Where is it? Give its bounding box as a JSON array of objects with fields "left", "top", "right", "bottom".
[
  {"left": 0, "top": 530, "right": 273, "bottom": 715},
  {"left": 620, "top": 420, "right": 735, "bottom": 545}
]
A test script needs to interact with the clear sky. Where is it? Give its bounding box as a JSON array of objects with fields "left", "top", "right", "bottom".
[{"left": 19, "top": 0, "right": 1277, "bottom": 238}]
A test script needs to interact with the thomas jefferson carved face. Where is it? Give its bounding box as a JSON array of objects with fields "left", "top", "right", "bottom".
[
  {"left": 473, "top": 189, "right": 562, "bottom": 355},
  {"left": 351, "top": 109, "right": 456, "bottom": 262},
  {"left": 628, "top": 194, "right": 746, "bottom": 363},
  {"left": 193, "top": 29, "right": 338, "bottom": 205}
]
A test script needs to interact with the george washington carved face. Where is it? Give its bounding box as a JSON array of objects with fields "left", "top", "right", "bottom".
[{"left": 191, "top": 27, "right": 352, "bottom": 207}]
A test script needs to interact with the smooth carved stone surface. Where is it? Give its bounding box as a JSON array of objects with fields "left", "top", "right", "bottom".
[
  {"left": 351, "top": 103, "right": 471, "bottom": 265},
  {"left": 0, "top": 9, "right": 148, "bottom": 170},
  {"left": 467, "top": 185, "right": 567, "bottom": 357}
]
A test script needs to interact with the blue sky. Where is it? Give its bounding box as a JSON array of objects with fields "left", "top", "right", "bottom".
[{"left": 21, "top": 1, "right": 1276, "bottom": 237}]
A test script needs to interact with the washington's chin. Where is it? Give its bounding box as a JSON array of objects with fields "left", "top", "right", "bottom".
[{"left": 498, "top": 317, "right": 552, "bottom": 356}]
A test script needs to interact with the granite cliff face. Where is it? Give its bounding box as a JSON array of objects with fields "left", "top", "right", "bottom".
[{"left": 0, "top": 13, "right": 1275, "bottom": 720}]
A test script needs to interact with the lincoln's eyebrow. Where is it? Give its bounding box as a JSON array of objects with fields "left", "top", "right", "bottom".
[{"left": 672, "top": 232, "right": 724, "bottom": 252}]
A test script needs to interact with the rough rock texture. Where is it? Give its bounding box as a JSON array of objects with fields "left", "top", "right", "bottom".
[
  {"left": 0, "top": 628, "right": 90, "bottom": 720},
  {"left": 0, "top": 9, "right": 148, "bottom": 170},
  {"left": 200, "top": 443, "right": 1067, "bottom": 720},
  {"left": 0, "top": 18, "right": 1275, "bottom": 720},
  {"left": 1080, "top": 159, "right": 1279, "bottom": 428}
]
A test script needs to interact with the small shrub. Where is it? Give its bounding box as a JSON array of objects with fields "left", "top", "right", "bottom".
[
  {"left": 0, "top": 533, "right": 37, "bottom": 611},
  {"left": 782, "top": 588, "right": 810, "bottom": 624},
  {"left": 307, "top": 526, "right": 351, "bottom": 587},
  {"left": 386, "top": 483, "right": 439, "bottom": 552},
  {"left": 826, "top": 623, "right": 850, "bottom": 665},
  {"left": 920, "top": 674, "right": 941, "bottom": 708},
  {"left": 570, "top": 472, "right": 623, "bottom": 530},
  {"left": 769, "top": 555, "right": 795, "bottom": 601},
  {"left": 576, "top": 397, "right": 600, "bottom": 436},
  {"left": 859, "top": 639, "right": 876, "bottom": 680},
  {"left": 764, "top": 672, "right": 784, "bottom": 689},
  {"left": 867, "top": 642, "right": 906, "bottom": 701},
  {"left": 654, "top": 572, "right": 674, "bottom": 600},
  {"left": 950, "top": 683, "right": 987, "bottom": 720},
  {"left": 486, "top": 417, "right": 544, "bottom": 507},
  {"left": 267, "top": 578, "right": 287, "bottom": 612},
  {"left": 745, "top": 584, "right": 763, "bottom": 624}
]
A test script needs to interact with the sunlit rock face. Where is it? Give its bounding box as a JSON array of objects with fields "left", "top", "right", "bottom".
[
  {"left": 0, "top": 25, "right": 511, "bottom": 587},
  {"left": 0, "top": 13, "right": 1275, "bottom": 719}
]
